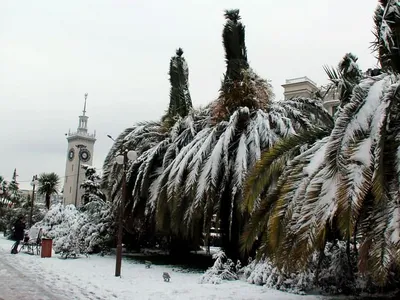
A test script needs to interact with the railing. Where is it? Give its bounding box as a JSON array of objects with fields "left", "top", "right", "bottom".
[{"left": 68, "top": 131, "right": 96, "bottom": 138}]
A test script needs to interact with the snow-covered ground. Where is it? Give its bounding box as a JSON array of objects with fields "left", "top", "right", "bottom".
[{"left": 0, "top": 235, "right": 326, "bottom": 300}]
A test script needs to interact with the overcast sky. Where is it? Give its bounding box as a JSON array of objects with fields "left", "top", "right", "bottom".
[{"left": 0, "top": 0, "right": 379, "bottom": 190}]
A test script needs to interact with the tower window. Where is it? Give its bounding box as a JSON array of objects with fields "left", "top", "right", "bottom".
[
  {"left": 65, "top": 176, "right": 68, "bottom": 183},
  {"left": 70, "top": 186, "right": 72, "bottom": 194},
  {"left": 72, "top": 164, "right": 74, "bottom": 171}
]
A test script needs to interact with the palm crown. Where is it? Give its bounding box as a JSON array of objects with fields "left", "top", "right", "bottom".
[{"left": 37, "top": 172, "right": 60, "bottom": 209}]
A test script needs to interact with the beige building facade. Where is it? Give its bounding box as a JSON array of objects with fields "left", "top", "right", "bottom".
[{"left": 282, "top": 76, "right": 340, "bottom": 116}]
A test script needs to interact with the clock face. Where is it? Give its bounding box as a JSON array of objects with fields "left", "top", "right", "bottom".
[
  {"left": 68, "top": 148, "right": 75, "bottom": 161},
  {"left": 79, "top": 149, "right": 91, "bottom": 162}
]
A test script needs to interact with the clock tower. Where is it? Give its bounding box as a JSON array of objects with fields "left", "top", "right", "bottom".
[{"left": 63, "top": 94, "right": 96, "bottom": 207}]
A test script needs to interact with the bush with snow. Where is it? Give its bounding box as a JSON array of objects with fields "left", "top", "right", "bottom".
[
  {"left": 241, "top": 257, "right": 314, "bottom": 294},
  {"left": 241, "top": 241, "right": 375, "bottom": 295},
  {"left": 32, "top": 166, "right": 115, "bottom": 257},
  {"left": 34, "top": 201, "right": 115, "bottom": 256},
  {"left": 199, "top": 250, "right": 238, "bottom": 284}
]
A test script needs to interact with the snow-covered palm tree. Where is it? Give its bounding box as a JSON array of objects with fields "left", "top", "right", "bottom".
[
  {"left": 162, "top": 48, "right": 193, "bottom": 128},
  {"left": 243, "top": 0, "right": 400, "bottom": 285},
  {"left": 241, "top": 54, "right": 364, "bottom": 241},
  {"left": 101, "top": 49, "right": 209, "bottom": 240},
  {"left": 373, "top": 0, "right": 400, "bottom": 73},
  {"left": 323, "top": 53, "right": 364, "bottom": 107},
  {"left": 148, "top": 9, "right": 333, "bottom": 259},
  {"left": 103, "top": 10, "right": 332, "bottom": 258},
  {"left": 37, "top": 172, "right": 60, "bottom": 209}
]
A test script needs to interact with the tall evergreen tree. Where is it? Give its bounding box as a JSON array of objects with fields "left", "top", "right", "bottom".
[
  {"left": 81, "top": 165, "right": 106, "bottom": 205},
  {"left": 8, "top": 169, "right": 21, "bottom": 204}
]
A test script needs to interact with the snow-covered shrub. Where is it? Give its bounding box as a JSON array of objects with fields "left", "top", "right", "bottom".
[
  {"left": 34, "top": 204, "right": 80, "bottom": 252},
  {"left": 32, "top": 165, "right": 115, "bottom": 257},
  {"left": 76, "top": 199, "right": 115, "bottom": 253},
  {"left": 316, "top": 241, "right": 358, "bottom": 294},
  {"left": 241, "top": 241, "right": 370, "bottom": 295},
  {"left": 199, "top": 250, "right": 238, "bottom": 284},
  {"left": 34, "top": 201, "right": 115, "bottom": 257},
  {"left": 241, "top": 257, "right": 313, "bottom": 294}
]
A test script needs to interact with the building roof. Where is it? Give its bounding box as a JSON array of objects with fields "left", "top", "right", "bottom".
[{"left": 282, "top": 76, "right": 317, "bottom": 87}]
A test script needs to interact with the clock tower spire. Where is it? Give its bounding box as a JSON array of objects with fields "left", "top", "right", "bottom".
[
  {"left": 77, "top": 93, "right": 89, "bottom": 134},
  {"left": 63, "top": 94, "right": 96, "bottom": 207}
]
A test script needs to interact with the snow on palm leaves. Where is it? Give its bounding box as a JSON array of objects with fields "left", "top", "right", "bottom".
[
  {"left": 102, "top": 120, "right": 168, "bottom": 203},
  {"left": 152, "top": 97, "right": 332, "bottom": 240},
  {"left": 102, "top": 83, "right": 331, "bottom": 252},
  {"left": 102, "top": 9, "right": 332, "bottom": 257},
  {"left": 373, "top": 0, "right": 400, "bottom": 73},
  {"left": 243, "top": 73, "right": 400, "bottom": 285},
  {"left": 102, "top": 47, "right": 200, "bottom": 213},
  {"left": 102, "top": 110, "right": 209, "bottom": 218}
]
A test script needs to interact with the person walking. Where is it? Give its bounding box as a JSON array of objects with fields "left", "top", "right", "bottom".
[{"left": 11, "top": 215, "right": 25, "bottom": 254}]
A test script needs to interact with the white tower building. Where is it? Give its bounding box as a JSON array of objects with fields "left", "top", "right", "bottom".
[{"left": 63, "top": 94, "right": 96, "bottom": 207}]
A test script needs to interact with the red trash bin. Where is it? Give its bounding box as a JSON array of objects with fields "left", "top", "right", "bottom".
[{"left": 41, "top": 238, "right": 53, "bottom": 258}]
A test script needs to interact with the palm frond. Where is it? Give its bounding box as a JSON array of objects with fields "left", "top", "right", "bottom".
[{"left": 243, "top": 126, "right": 331, "bottom": 213}]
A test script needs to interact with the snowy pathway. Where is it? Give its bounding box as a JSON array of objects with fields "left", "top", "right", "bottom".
[
  {"left": 0, "top": 256, "right": 65, "bottom": 300},
  {"left": 0, "top": 235, "right": 325, "bottom": 300}
]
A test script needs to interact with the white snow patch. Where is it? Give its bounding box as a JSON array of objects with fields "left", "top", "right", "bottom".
[
  {"left": 347, "top": 78, "right": 385, "bottom": 137},
  {"left": 0, "top": 235, "right": 325, "bottom": 300},
  {"left": 303, "top": 142, "right": 328, "bottom": 176},
  {"left": 351, "top": 137, "right": 372, "bottom": 166}
]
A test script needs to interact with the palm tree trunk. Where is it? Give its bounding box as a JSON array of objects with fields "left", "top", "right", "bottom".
[
  {"left": 45, "top": 193, "right": 50, "bottom": 209},
  {"left": 315, "top": 247, "right": 325, "bottom": 285},
  {"left": 346, "top": 234, "right": 354, "bottom": 280},
  {"left": 220, "top": 188, "right": 242, "bottom": 261},
  {"left": 353, "top": 219, "right": 359, "bottom": 260}
]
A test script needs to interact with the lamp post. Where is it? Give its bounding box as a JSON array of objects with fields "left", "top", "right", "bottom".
[
  {"left": 29, "top": 175, "right": 39, "bottom": 227},
  {"left": 75, "top": 144, "right": 87, "bottom": 207},
  {"left": 107, "top": 134, "right": 138, "bottom": 277}
]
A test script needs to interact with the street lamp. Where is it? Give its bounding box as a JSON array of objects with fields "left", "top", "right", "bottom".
[
  {"left": 107, "top": 134, "right": 138, "bottom": 277},
  {"left": 29, "top": 175, "right": 39, "bottom": 227}
]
